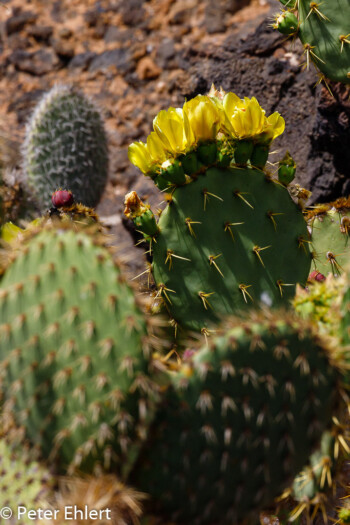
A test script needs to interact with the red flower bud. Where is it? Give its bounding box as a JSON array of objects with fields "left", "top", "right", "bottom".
[
  {"left": 308, "top": 270, "right": 326, "bottom": 282},
  {"left": 52, "top": 190, "right": 74, "bottom": 208}
]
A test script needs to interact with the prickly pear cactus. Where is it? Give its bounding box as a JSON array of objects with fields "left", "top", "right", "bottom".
[
  {"left": 22, "top": 85, "right": 108, "bottom": 210},
  {"left": 132, "top": 310, "right": 343, "bottom": 525},
  {"left": 307, "top": 197, "right": 350, "bottom": 278},
  {"left": 126, "top": 90, "right": 311, "bottom": 332},
  {"left": 0, "top": 438, "right": 53, "bottom": 524},
  {"left": 293, "top": 274, "right": 345, "bottom": 337},
  {"left": 274, "top": 0, "right": 350, "bottom": 84},
  {"left": 0, "top": 224, "right": 160, "bottom": 475}
]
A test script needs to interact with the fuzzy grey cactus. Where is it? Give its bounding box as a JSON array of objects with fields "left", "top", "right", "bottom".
[{"left": 22, "top": 85, "right": 108, "bottom": 210}]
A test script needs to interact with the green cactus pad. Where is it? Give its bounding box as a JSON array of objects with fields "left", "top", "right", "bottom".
[
  {"left": 307, "top": 198, "right": 350, "bottom": 278},
  {"left": 133, "top": 311, "right": 341, "bottom": 524},
  {"left": 340, "top": 272, "right": 350, "bottom": 350},
  {"left": 291, "top": 431, "right": 334, "bottom": 501},
  {"left": 23, "top": 85, "right": 108, "bottom": 210},
  {"left": 278, "top": 0, "right": 350, "bottom": 84},
  {"left": 0, "top": 438, "right": 53, "bottom": 524},
  {"left": 0, "top": 225, "right": 159, "bottom": 474},
  {"left": 151, "top": 166, "right": 311, "bottom": 332}
]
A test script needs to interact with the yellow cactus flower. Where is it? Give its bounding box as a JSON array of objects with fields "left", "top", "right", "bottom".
[
  {"left": 265, "top": 112, "right": 285, "bottom": 141},
  {"left": 183, "top": 95, "right": 221, "bottom": 142},
  {"left": 153, "top": 107, "right": 191, "bottom": 154},
  {"left": 222, "top": 92, "right": 285, "bottom": 142},
  {"left": 128, "top": 141, "right": 153, "bottom": 174},
  {"left": 223, "top": 94, "right": 267, "bottom": 139}
]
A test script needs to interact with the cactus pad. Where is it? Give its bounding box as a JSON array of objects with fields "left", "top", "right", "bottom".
[
  {"left": 276, "top": 0, "right": 350, "bottom": 84},
  {"left": 147, "top": 166, "right": 310, "bottom": 332},
  {"left": 307, "top": 197, "right": 350, "bottom": 278},
  {"left": 0, "top": 438, "right": 53, "bottom": 524},
  {"left": 0, "top": 225, "right": 159, "bottom": 474},
  {"left": 133, "top": 311, "right": 341, "bottom": 524}
]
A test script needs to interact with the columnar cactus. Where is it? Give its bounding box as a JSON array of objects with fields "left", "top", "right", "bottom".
[
  {"left": 274, "top": 0, "right": 350, "bottom": 84},
  {"left": 22, "top": 85, "right": 109, "bottom": 210},
  {"left": 126, "top": 90, "right": 311, "bottom": 332},
  {"left": 132, "top": 310, "right": 344, "bottom": 525},
  {"left": 0, "top": 223, "right": 161, "bottom": 475}
]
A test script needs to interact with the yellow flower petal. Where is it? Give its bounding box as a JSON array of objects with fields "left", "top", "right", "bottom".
[
  {"left": 153, "top": 108, "right": 189, "bottom": 154},
  {"left": 128, "top": 141, "right": 152, "bottom": 174},
  {"left": 266, "top": 112, "right": 285, "bottom": 140},
  {"left": 183, "top": 95, "right": 221, "bottom": 142},
  {"left": 147, "top": 131, "right": 167, "bottom": 163},
  {"left": 223, "top": 92, "right": 245, "bottom": 115},
  {"left": 1, "top": 222, "right": 24, "bottom": 243}
]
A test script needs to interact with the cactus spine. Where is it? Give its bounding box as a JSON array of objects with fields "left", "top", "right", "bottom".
[{"left": 22, "top": 85, "right": 109, "bottom": 211}]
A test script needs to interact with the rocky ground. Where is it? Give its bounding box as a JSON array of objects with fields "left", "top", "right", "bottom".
[{"left": 1, "top": 0, "right": 349, "bottom": 277}]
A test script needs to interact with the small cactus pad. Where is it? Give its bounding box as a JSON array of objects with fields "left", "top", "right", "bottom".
[
  {"left": 276, "top": 0, "right": 350, "bottom": 84},
  {"left": 150, "top": 166, "right": 310, "bottom": 331},
  {"left": 0, "top": 225, "right": 159, "bottom": 474},
  {"left": 133, "top": 311, "right": 341, "bottom": 524},
  {"left": 23, "top": 85, "right": 108, "bottom": 210},
  {"left": 0, "top": 438, "right": 53, "bottom": 524},
  {"left": 307, "top": 197, "right": 350, "bottom": 278}
]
